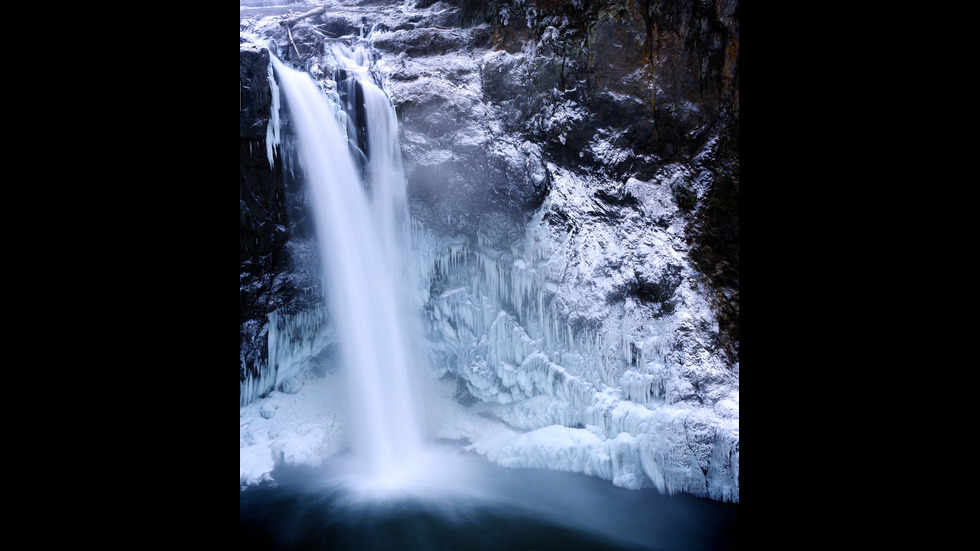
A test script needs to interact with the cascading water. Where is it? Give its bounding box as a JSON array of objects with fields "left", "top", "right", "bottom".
[{"left": 270, "top": 47, "right": 426, "bottom": 489}]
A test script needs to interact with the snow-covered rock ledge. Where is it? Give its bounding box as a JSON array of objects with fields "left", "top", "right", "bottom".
[
  {"left": 472, "top": 405, "right": 738, "bottom": 502},
  {"left": 240, "top": 368, "right": 349, "bottom": 488}
]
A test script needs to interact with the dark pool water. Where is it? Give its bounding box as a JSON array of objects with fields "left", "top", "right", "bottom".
[{"left": 240, "top": 452, "right": 740, "bottom": 551}]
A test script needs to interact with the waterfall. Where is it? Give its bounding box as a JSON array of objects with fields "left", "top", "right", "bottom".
[{"left": 270, "top": 50, "right": 426, "bottom": 487}]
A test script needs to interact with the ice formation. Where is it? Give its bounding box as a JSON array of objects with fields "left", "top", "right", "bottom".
[
  {"left": 412, "top": 192, "right": 739, "bottom": 500},
  {"left": 265, "top": 59, "right": 280, "bottom": 170}
]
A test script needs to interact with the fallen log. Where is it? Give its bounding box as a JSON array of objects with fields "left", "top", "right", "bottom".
[{"left": 279, "top": 5, "right": 326, "bottom": 28}]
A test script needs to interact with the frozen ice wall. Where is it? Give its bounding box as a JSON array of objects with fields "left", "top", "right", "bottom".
[{"left": 411, "top": 163, "right": 739, "bottom": 502}]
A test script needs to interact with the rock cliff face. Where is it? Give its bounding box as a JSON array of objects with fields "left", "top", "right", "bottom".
[
  {"left": 240, "top": 41, "right": 281, "bottom": 393},
  {"left": 240, "top": 0, "right": 738, "bottom": 501},
  {"left": 240, "top": 35, "right": 325, "bottom": 401}
]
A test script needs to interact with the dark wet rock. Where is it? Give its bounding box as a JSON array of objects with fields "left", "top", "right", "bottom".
[
  {"left": 240, "top": 43, "right": 281, "bottom": 384},
  {"left": 239, "top": 43, "right": 273, "bottom": 141},
  {"left": 372, "top": 26, "right": 469, "bottom": 57},
  {"left": 240, "top": 40, "right": 321, "bottom": 387}
]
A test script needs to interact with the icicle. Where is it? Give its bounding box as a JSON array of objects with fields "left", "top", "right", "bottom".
[
  {"left": 620, "top": 370, "right": 658, "bottom": 403},
  {"left": 240, "top": 356, "right": 276, "bottom": 408},
  {"left": 266, "top": 306, "right": 334, "bottom": 391},
  {"left": 266, "top": 60, "right": 281, "bottom": 170}
]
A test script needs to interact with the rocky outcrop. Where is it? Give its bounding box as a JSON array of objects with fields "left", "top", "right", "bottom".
[
  {"left": 240, "top": 38, "right": 322, "bottom": 402},
  {"left": 240, "top": 41, "right": 281, "bottom": 390}
]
